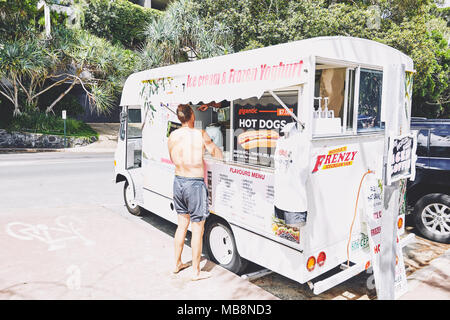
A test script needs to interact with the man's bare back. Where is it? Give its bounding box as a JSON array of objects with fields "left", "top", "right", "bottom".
[{"left": 168, "top": 127, "right": 223, "bottom": 177}]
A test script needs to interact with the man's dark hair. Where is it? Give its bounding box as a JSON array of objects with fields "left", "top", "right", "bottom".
[{"left": 177, "top": 104, "right": 193, "bottom": 123}]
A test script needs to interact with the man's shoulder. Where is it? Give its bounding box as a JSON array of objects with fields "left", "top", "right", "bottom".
[
  {"left": 170, "top": 127, "right": 203, "bottom": 138},
  {"left": 169, "top": 127, "right": 185, "bottom": 137}
]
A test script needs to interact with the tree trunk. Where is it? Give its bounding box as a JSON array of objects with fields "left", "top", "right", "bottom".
[
  {"left": 12, "top": 80, "right": 21, "bottom": 116},
  {"left": 45, "top": 79, "right": 77, "bottom": 115}
]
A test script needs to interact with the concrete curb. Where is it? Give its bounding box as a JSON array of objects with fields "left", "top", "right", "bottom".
[
  {"left": 0, "top": 147, "right": 117, "bottom": 154},
  {"left": 0, "top": 148, "right": 60, "bottom": 153}
]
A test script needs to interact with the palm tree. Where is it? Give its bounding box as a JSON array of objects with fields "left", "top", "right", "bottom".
[
  {"left": 0, "top": 39, "right": 49, "bottom": 116},
  {"left": 139, "top": 0, "right": 233, "bottom": 69},
  {"left": 0, "top": 27, "right": 134, "bottom": 117}
]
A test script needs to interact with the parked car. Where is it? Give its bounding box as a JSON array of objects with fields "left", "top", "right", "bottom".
[{"left": 407, "top": 117, "right": 450, "bottom": 243}]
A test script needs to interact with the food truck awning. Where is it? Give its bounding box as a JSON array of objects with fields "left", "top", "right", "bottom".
[{"left": 120, "top": 36, "right": 414, "bottom": 107}]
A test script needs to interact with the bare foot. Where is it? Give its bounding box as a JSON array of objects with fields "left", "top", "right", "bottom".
[
  {"left": 191, "top": 271, "right": 212, "bottom": 281},
  {"left": 173, "top": 262, "right": 191, "bottom": 274}
]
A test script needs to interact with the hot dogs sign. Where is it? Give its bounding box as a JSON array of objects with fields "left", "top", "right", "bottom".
[{"left": 233, "top": 101, "right": 298, "bottom": 167}]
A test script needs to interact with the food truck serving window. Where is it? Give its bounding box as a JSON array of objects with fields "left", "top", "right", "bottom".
[
  {"left": 313, "top": 61, "right": 384, "bottom": 137},
  {"left": 233, "top": 90, "right": 298, "bottom": 168},
  {"left": 357, "top": 68, "right": 383, "bottom": 132}
]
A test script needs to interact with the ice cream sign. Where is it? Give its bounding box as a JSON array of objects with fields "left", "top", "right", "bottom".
[
  {"left": 139, "top": 57, "right": 307, "bottom": 106},
  {"left": 312, "top": 146, "right": 357, "bottom": 173},
  {"left": 186, "top": 60, "right": 304, "bottom": 89}
]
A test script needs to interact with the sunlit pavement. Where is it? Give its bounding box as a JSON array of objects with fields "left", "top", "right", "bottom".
[
  {"left": 0, "top": 151, "right": 448, "bottom": 300},
  {"left": 0, "top": 205, "right": 277, "bottom": 299},
  {"left": 0, "top": 152, "right": 276, "bottom": 300}
]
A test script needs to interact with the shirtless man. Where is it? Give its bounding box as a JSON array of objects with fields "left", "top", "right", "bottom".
[{"left": 168, "top": 104, "right": 223, "bottom": 281}]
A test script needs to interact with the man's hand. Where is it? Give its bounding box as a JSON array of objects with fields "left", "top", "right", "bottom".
[
  {"left": 198, "top": 102, "right": 221, "bottom": 112},
  {"left": 202, "top": 130, "right": 223, "bottom": 160}
]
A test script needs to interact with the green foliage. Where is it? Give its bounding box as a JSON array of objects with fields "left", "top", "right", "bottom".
[
  {"left": 0, "top": 38, "right": 48, "bottom": 80},
  {"left": 6, "top": 110, "right": 98, "bottom": 138},
  {"left": 79, "top": 0, "right": 161, "bottom": 49},
  {"left": 0, "top": 0, "right": 39, "bottom": 39},
  {"left": 379, "top": 15, "right": 449, "bottom": 118},
  {"left": 0, "top": 24, "right": 138, "bottom": 116},
  {"left": 0, "top": 0, "right": 67, "bottom": 41},
  {"left": 139, "top": 0, "right": 233, "bottom": 69},
  {"left": 195, "top": 0, "right": 450, "bottom": 118}
]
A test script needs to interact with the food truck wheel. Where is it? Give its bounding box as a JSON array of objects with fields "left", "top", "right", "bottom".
[
  {"left": 205, "top": 221, "right": 248, "bottom": 274},
  {"left": 413, "top": 193, "right": 450, "bottom": 244},
  {"left": 124, "top": 181, "right": 142, "bottom": 216}
]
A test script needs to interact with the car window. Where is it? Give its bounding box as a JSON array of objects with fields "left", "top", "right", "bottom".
[
  {"left": 416, "top": 129, "right": 429, "bottom": 157},
  {"left": 429, "top": 129, "right": 450, "bottom": 158}
]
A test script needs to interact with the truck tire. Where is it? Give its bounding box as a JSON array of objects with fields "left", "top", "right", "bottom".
[
  {"left": 204, "top": 220, "right": 248, "bottom": 274},
  {"left": 413, "top": 193, "right": 450, "bottom": 244},
  {"left": 123, "top": 181, "right": 142, "bottom": 216}
]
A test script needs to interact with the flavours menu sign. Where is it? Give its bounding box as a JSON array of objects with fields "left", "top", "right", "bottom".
[{"left": 206, "top": 162, "right": 275, "bottom": 234}]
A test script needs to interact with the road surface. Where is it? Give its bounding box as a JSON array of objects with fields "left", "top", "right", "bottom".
[{"left": 0, "top": 151, "right": 448, "bottom": 300}]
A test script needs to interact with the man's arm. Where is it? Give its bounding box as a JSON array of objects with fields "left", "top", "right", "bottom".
[{"left": 202, "top": 130, "right": 223, "bottom": 160}]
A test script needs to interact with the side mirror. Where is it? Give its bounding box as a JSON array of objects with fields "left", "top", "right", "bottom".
[{"left": 120, "top": 111, "right": 127, "bottom": 123}]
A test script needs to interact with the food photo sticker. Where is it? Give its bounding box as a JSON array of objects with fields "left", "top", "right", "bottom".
[{"left": 271, "top": 216, "right": 300, "bottom": 244}]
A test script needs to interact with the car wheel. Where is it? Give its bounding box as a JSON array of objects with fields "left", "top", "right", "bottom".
[
  {"left": 413, "top": 193, "right": 450, "bottom": 244},
  {"left": 124, "top": 181, "right": 142, "bottom": 216},
  {"left": 204, "top": 220, "right": 248, "bottom": 274}
]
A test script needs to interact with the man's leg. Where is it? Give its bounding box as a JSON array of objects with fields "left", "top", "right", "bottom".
[
  {"left": 191, "top": 220, "right": 211, "bottom": 280},
  {"left": 174, "top": 213, "right": 191, "bottom": 274}
]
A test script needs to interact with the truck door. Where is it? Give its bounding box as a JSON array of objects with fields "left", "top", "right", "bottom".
[
  {"left": 125, "top": 106, "right": 144, "bottom": 203},
  {"left": 125, "top": 107, "right": 142, "bottom": 170}
]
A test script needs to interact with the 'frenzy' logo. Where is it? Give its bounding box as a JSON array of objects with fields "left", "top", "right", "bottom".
[{"left": 312, "top": 146, "right": 358, "bottom": 173}]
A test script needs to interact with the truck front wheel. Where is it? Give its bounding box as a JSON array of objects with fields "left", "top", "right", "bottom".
[
  {"left": 204, "top": 220, "right": 247, "bottom": 274},
  {"left": 123, "top": 181, "right": 142, "bottom": 216}
]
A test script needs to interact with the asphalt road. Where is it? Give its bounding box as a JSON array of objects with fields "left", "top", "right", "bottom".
[
  {"left": 0, "top": 151, "right": 448, "bottom": 300},
  {"left": 0, "top": 151, "right": 278, "bottom": 300},
  {"left": 0, "top": 152, "right": 121, "bottom": 210}
]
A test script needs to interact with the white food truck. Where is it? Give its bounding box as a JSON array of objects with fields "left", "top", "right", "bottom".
[{"left": 114, "top": 36, "right": 417, "bottom": 297}]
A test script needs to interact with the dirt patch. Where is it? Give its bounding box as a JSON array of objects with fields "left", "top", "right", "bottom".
[
  {"left": 250, "top": 230, "right": 449, "bottom": 300},
  {"left": 403, "top": 227, "right": 450, "bottom": 276}
]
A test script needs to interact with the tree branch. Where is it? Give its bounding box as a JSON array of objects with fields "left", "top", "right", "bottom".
[
  {"left": 17, "top": 78, "right": 33, "bottom": 102},
  {"left": 46, "top": 79, "right": 78, "bottom": 114},
  {"left": 31, "top": 76, "right": 71, "bottom": 100},
  {"left": 0, "top": 89, "right": 15, "bottom": 104}
]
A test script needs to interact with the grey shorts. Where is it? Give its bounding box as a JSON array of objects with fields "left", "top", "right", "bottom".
[
  {"left": 274, "top": 206, "right": 307, "bottom": 226},
  {"left": 173, "top": 176, "right": 210, "bottom": 223}
]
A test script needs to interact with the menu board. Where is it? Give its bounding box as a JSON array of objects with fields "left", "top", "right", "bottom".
[
  {"left": 386, "top": 133, "right": 417, "bottom": 185},
  {"left": 364, "top": 176, "right": 407, "bottom": 299},
  {"left": 233, "top": 95, "right": 298, "bottom": 167},
  {"left": 206, "top": 162, "right": 274, "bottom": 235}
]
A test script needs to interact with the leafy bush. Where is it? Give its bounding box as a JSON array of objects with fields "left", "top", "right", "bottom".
[
  {"left": 138, "top": 0, "right": 233, "bottom": 69},
  {"left": 0, "top": 25, "right": 138, "bottom": 117},
  {"left": 6, "top": 111, "right": 98, "bottom": 138},
  {"left": 80, "top": 0, "right": 161, "bottom": 49},
  {"left": 195, "top": 0, "right": 450, "bottom": 118}
]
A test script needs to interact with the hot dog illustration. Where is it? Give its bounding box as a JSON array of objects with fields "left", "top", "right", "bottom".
[{"left": 237, "top": 130, "right": 279, "bottom": 149}]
